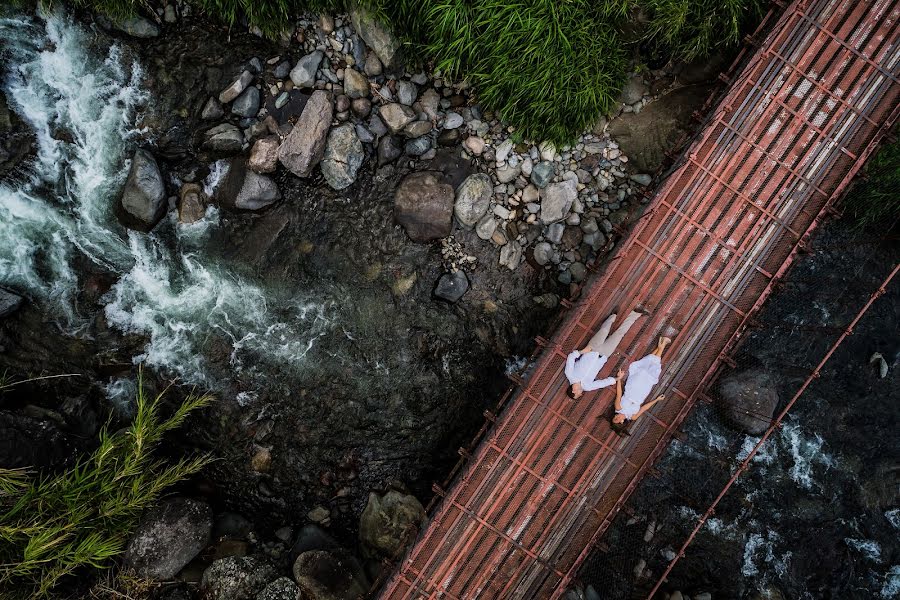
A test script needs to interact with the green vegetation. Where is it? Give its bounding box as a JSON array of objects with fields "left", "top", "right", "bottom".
[
  {"left": 643, "top": 0, "right": 765, "bottom": 61},
  {"left": 0, "top": 377, "right": 211, "bottom": 599},
  {"left": 843, "top": 139, "right": 900, "bottom": 229}
]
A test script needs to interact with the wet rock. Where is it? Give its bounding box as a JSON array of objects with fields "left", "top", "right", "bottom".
[
  {"left": 291, "top": 524, "right": 340, "bottom": 561},
  {"left": 178, "top": 183, "right": 207, "bottom": 224},
  {"left": 124, "top": 497, "right": 213, "bottom": 580},
  {"left": 404, "top": 136, "right": 432, "bottom": 157},
  {"left": 119, "top": 148, "right": 166, "bottom": 231},
  {"left": 218, "top": 158, "right": 281, "bottom": 211},
  {"left": 248, "top": 137, "right": 280, "bottom": 174},
  {"left": 454, "top": 173, "right": 492, "bottom": 229},
  {"left": 201, "top": 97, "right": 224, "bottom": 120},
  {"left": 0, "top": 411, "right": 71, "bottom": 469},
  {"left": 530, "top": 161, "right": 554, "bottom": 188},
  {"left": 292, "top": 550, "right": 368, "bottom": 600},
  {"left": 379, "top": 103, "right": 416, "bottom": 134},
  {"left": 321, "top": 124, "right": 364, "bottom": 190},
  {"left": 434, "top": 271, "right": 469, "bottom": 303},
  {"left": 377, "top": 135, "right": 402, "bottom": 165},
  {"left": 200, "top": 556, "right": 278, "bottom": 600},
  {"left": 0, "top": 288, "right": 23, "bottom": 318},
  {"left": 349, "top": 3, "right": 402, "bottom": 72},
  {"left": 540, "top": 180, "right": 577, "bottom": 225},
  {"left": 393, "top": 171, "right": 454, "bottom": 242},
  {"left": 213, "top": 513, "right": 253, "bottom": 542},
  {"left": 232, "top": 87, "right": 261, "bottom": 118},
  {"left": 278, "top": 91, "right": 333, "bottom": 178},
  {"left": 437, "top": 129, "right": 460, "bottom": 146},
  {"left": 202, "top": 123, "right": 244, "bottom": 154},
  {"left": 359, "top": 489, "right": 426, "bottom": 558},
  {"left": 343, "top": 68, "right": 369, "bottom": 99},
  {"left": 273, "top": 60, "right": 291, "bottom": 79},
  {"left": 220, "top": 70, "right": 254, "bottom": 104},
  {"left": 717, "top": 366, "right": 779, "bottom": 435},
  {"left": 290, "top": 51, "right": 324, "bottom": 89},
  {"left": 255, "top": 577, "right": 301, "bottom": 600},
  {"left": 115, "top": 16, "right": 159, "bottom": 38}
]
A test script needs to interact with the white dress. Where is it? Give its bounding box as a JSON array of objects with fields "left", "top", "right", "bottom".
[{"left": 617, "top": 354, "right": 662, "bottom": 418}]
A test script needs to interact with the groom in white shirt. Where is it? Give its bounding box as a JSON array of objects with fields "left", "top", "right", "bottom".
[{"left": 565, "top": 310, "right": 644, "bottom": 400}]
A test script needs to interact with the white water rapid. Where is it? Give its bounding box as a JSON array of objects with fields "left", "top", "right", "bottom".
[{"left": 0, "top": 12, "right": 333, "bottom": 393}]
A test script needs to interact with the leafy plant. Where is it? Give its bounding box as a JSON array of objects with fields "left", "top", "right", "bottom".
[
  {"left": 843, "top": 139, "right": 900, "bottom": 229},
  {"left": 0, "top": 375, "right": 212, "bottom": 599}
]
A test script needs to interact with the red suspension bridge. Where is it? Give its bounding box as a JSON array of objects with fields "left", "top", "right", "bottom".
[{"left": 377, "top": 0, "right": 900, "bottom": 597}]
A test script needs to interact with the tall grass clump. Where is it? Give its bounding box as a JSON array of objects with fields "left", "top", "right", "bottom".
[
  {"left": 376, "top": 0, "right": 629, "bottom": 144},
  {"left": 190, "top": 0, "right": 344, "bottom": 38},
  {"left": 843, "top": 139, "right": 900, "bottom": 229},
  {"left": 642, "top": 0, "right": 765, "bottom": 61},
  {"left": 0, "top": 376, "right": 211, "bottom": 599}
]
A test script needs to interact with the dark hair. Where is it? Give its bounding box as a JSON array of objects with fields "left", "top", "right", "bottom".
[
  {"left": 566, "top": 386, "right": 578, "bottom": 400},
  {"left": 611, "top": 419, "right": 631, "bottom": 435}
]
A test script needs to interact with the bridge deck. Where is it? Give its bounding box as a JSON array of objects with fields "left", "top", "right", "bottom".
[{"left": 378, "top": 0, "right": 900, "bottom": 598}]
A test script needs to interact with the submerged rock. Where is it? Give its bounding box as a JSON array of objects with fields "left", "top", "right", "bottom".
[
  {"left": 124, "top": 497, "right": 213, "bottom": 580},
  {"left": 218, "top": 158, "right": 281, "bottom": 211},
  {"left": 200, "top": 556, "right": 278, "bottom": 600},
  {"left": 321, "top": 124, "right": 364, "bottom": 190},
  {"left": 119, "top": 148, "right": 166, "bottom": 231},
  {"left": 292, "top": 550, "right": 368, "bottom": 600},
  {"left": 178, "top": 183, "right": 207, "bottom": 224},
  {"left": 278, "top": 90, "right": 333, "bottom": 178},
  {"left": 393, "top": 171, "right": 454, "bottom": 242},
  {"left": 717, "top": 366, "right": 779, "bottom": 435}
]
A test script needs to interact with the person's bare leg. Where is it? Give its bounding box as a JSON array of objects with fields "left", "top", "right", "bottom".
[
  {"left": 584, "top": 313, "right": 617, "bottom": 352},
  {"left": 653, "top": 336, "right": 672, "bottom": 357},
  {"left": 594, "top": 311, "right": 642, "bottom": 356}
]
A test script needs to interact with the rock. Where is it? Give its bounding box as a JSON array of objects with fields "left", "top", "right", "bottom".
[
  {"left": 620, "top": 76, "right": 648, "bottom": 105},
  {"left": 359, "top": 489, "right": 426, "bottom": 558},
  {"left": 495, "top": 139, "right": 514, "bottom": 163},
  {"left": 570, "top": 262, "right": 586, "bottom": 282},
  {"left": 255, "top": 577, "right": 301, "bottom": 600},
  {"left": 443, "top": 112, "right": 464, "bottom": 130},
  {"left": 499, "top": 241, "right": 523, "bottom": 270},
  {"left": 343, "top": 68, "right": 369, "bottom": 99},
  {"left": 454, "top": 173, "right": 492, "bottom": 229},
  {"left": 0, "top": 288, "right": 22, "bottom": 318},
  {"left": 124, "top": 497, "right": 213, "bottom": 580},
  {"left": 232, "top": 87, "right": 261, "bottom": 118},
  {"left": 475, "top": 214, "right": 497, "bottom": 240},
  {"left": 533, "top": 242, "right": 553, "bottom": 266},
  {"left": 530, "top": 161, "right": 554, "bottom": 188},
  {"left": 350, "top": 97, "right": 371, "bottom": 118},
  {"left": 201, "top": 97, "right": 224, "bottom": 120},
  {"left": 178, "top": 183, "right": 207, "bottom": 224},
  {"left": 379, "top": 103, "right": 416, "bottom": 134},
  {"left": 202, "top": 123, "right": 244, "bottom": 154},
  {"left": 119, "top": 149, "right": 166, "bottom": 231},
  {"left": 540, "top": 180, "right": 577, "bottom": 225},
  {"left": 115, "top": 16, "right": 159, "bottom": 38},
  {"left": 249, "top": 137, "right": 280, "bottom": 174},
  {"left": 419, "top": 89, "right": 440, "bottom": 120},
  {"left": 349, "top": 3, "right": 402, "bottom": 72},
  {"left": 291, "top": 524, "right": 340, "bottom": 560},
  {"left": 321, "top": 124, "right": 364, "bottom": 190},
  {"left": 404, "top": 136, "right": 431, "bottom": 157},
  {"left": 250, "top": 446, "right": 271, "bottom": 473},
  {"left": 200, "top": 556, "right": 278, "bottom": 600},
  {"left": 496, "top": 164, "right": 520, "bottom": 184},
  {"left": 396, "top": 80, "right": 418, "bottom": 106},
  {"left": 437, "top": 129, "right": 460, "bottom": 146},
  {"left": 292, "top": 550, "right": 368, "bottom": 600},
  {"left": 377, "top": 135, "right": 402, "bottom": 165},
  {"left": 218, "top": 158, "right": 281, "bottom": 211},
  {"left": 220, "top": 70, "right": 254, "bottom": 104},
  {"left": 403, "top": 120, "right": 432, "bottom": 139},
  {"left": 394, "top": 171, "right": 454, "bottom": 242},
  {"left": 290, "top": 51, "right": 324, "bottom": 89},
  {"left": 539, "top": 141, "right": 556, "bottom": 162},
  {"left": 463, "top": 136, "right": 485, "bottom": 156},
  {"left": 434, "top": 271, "right": 469, "bottom": 303},
  {"left": 363, "top": 52, "right": 382, "bottom": 77},
  {"left": 630, "top": 173, "right": 652, "bottom": 186},
  {"left": 273, "top": 60, "right": 291, "bottom": 79},
  {"left": 213, "top": 513, "right": 253, "bottom": 541},
  {"left": 278, "top": 91, "right": 333, "bottom": 178},
  {"left": 717, "top": 366, "right": 779, "bottom": 435}
]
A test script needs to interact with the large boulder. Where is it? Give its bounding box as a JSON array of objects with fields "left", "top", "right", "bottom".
[
  {"left": 540, "top": 180, "right": 577, "bottom": 225},
  {"left": 292, "top": 550, "right": 368, "bottom": 600},
  {"left": 119, "top": 148, "right": 166, "bottom": 231},
  {"left": 359, "top": 489, "right": 426, "bottom": 559},
  {"left": 717, "top": 366, "right": 780, "bottom": 435},
  {"left": 255, "top": 577, "right": 301, "bottom": 600},
  {"left": 393, "top": 171, "right": 454, "bottom": 242},
  {"left": 217, "top": 158, "right": 281, "bottom": 211},
  {"left": 320, "top": 124, "right": 364, "bottom": 190},
  {"left": 0, "top": 288, "right": 23, "bottom": 318},
  {"left": 124, "top": 497, "right": 213, "bottom": 580},
  {"left": 278, "top": 91, "right": 333, "bottom": 178},
  {"left": 349, "top": 3, "right": 402, "bottom": 73},
  {"left": 200, "top": 556, "right": 278, "bottom": 600},
  {"left": 454, "top": 173, "right": 492, "bottom": 229}
]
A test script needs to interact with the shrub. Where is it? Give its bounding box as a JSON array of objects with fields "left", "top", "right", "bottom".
[
  {"left": 843, "top": 139, "right": 900, "bottom": 229},
  {"left": 642, "top": 0, "right": 765, "bottom": 62},
  {"left": 0, "top": 376, "right": 211, "bottom": 599}
]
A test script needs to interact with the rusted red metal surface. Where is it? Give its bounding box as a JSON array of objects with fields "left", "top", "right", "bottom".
[{"left": 377, "top": 0, "right": 900, "bottom": 598}]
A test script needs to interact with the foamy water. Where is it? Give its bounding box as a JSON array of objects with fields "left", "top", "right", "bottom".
[{"left": 0, "top": 12, "right": 334, "bottom": 396}]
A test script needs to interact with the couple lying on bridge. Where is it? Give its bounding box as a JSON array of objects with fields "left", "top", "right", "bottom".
[{"left": 565, "top": 310, "right": 671, "bottom": 426}]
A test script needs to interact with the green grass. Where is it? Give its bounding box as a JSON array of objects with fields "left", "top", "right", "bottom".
[
  {"left": 0, "top": 375, "right": 211, "bottom": 599},
  {"left": 843, "top": 139, "right": 900, "bottom": 229}
]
